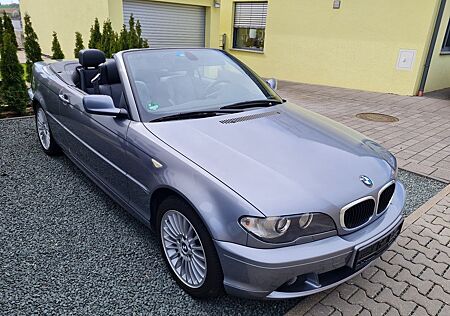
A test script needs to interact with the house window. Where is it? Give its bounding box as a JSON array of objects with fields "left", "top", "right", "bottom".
[
  {"left": 233, "top": 2, "right": 268, "bottom": 51},
  {"left": 442, "top": 19, "right": 450, "bottom": 53}
]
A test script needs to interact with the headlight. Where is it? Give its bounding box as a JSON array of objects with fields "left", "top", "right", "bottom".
[{"left": 240, "top": 213, "right": 336, "bottom": 243}]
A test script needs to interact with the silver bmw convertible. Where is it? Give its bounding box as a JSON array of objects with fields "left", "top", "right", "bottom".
[{"left": 30, "top": 48, "right": 405, "bottom": 299}]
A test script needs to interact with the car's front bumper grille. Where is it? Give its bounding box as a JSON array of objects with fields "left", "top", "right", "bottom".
[
  {"left": 340, "top": 180, "right": 397, "bottom": 231},
  {"left": 377, "top": 182, "right": 396, "bottom": 214},
  {"left": 342, "top": 198, "right": 376, "bottom": 229}
]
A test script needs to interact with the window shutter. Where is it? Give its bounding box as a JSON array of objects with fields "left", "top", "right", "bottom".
[{"left": 234, "top": 2, "right": 268, "bottom": 29}]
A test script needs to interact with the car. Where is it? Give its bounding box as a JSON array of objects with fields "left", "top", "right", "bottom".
[{"left": 30, "top": 48, "right": 405, "bottom": 300}]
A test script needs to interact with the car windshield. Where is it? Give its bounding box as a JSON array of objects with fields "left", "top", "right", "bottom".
[{"left": 123, "top": 49, "right": 281, "bottom": 121}]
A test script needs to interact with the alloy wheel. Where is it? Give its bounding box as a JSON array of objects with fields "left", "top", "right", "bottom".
[
  {"left": 161, "top": 210, "right": 207, "bottom": 288},
  {"left": 36, "top": 108, "right": 51, "bottom": 150}
]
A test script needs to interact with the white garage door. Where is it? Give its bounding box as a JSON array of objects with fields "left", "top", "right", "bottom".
[{"left": 123, "top": 0, "right": 206, "bottom": 48}]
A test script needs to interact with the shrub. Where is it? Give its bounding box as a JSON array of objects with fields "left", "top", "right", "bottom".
[
  {"left": 0, "top": 32, "right": 29, "bottom": 114},
  {"left": 127, "top": 14, "right": 139, "bottom": 49},
  {"left": 51, "top": 31, "right": 64, "bottom": 59},
  {"left": 74, "top": 32, "right": 84, "bottom": 58},
  {"left": 23, "top": 14, "right": 43, "bottom": 83},
  {"left": 117, "top": 24, "right": 129, "bottom": 51},
  {"left": 2, "top": 12, "right": 17, "bottom": 48},
  {"left": 0, "top": 16, "right": 3, "bottom": 50},
  {"left": 88, "top": 18, "right": 102, "bottom": 49},
  {"left": 100, "top": 19, "right": 117, "bottom": 58},
  {"left": 136, "top": 20, "right": 149, "bottom": 48}
]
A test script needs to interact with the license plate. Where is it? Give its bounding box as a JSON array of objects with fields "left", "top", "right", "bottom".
[{"left": 354, "top": 220, "right": 403, "bottom": 270}]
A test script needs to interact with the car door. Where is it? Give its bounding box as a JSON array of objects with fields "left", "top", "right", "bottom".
[{"left": 57, "top": 86, "right": 130, "bottom": 203}]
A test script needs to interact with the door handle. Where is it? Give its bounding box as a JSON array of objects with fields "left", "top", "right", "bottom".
[{"left": 59, "top": 93, "right": 69, "bottom": 103}]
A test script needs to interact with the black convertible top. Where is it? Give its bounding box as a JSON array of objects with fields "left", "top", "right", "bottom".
[{"left": 49, "top": 61, "right": 80, "bottom": 86}]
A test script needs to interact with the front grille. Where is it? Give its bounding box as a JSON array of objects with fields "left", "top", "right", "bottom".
[
  {"left": 343, "top": 199, "right": 375, "bottom": 229},
  {"left": 377, "top": 183, "right": 396, "bottom": 214}
]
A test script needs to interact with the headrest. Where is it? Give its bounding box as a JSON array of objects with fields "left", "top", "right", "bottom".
[
  {"left": 79, "top": 49, "right": 106, "bottom": 68},
  {"left": 101, "top": 60, "right": 120, "bottom": 84}
]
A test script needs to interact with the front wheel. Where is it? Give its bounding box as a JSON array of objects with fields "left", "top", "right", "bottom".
[
  {"left": 35, "top": 106, "right": 61, "bottom": 156},
  {"left": 157, "top": 196, "right": 224, "bottom": 298}
]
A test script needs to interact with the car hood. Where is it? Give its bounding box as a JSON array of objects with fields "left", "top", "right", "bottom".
[{"left": 144, "top": 103, "right": 394, "bottom": 216}]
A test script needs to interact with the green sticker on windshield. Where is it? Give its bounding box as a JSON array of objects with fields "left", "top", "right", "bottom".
[{"left": 146, "top": 102, "right": 159, "bottom": 111}]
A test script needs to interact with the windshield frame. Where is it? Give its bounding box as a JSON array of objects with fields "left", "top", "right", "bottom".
[{"left": 122, "top": 48, "right": 282, "bottom": 122}]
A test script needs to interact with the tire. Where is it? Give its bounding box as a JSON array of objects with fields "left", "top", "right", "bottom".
[
  {"left": 157, "top": 196, "right": 224, "bottom": 298},
  {"left": 35, "top": 106, "right": 61, "bottom": 156}
]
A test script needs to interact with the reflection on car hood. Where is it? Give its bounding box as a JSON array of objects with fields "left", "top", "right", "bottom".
[{"left": 145, "top": 103, "right": 394, "bottom": 216}]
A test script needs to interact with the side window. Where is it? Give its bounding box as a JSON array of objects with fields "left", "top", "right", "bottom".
[
  {"left": 233, "top": 2, "right": 268, "bottom": 52},
  {"left": 442, "top": 19, "right": 450, "bottom": 53}
]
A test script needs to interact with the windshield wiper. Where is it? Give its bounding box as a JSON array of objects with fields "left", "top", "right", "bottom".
[
  {"left": 220, "top": 99, "right": 283, "bottom": 110},
  {"left": 149, "top": 110, "right": 239, "bottom": 122}
]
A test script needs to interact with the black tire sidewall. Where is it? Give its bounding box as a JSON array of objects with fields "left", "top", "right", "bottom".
[{"left": 156, "top": 196, "right": 224, "bottom": 299}]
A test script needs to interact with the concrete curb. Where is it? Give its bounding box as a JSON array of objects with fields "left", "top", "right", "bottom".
[
  {"left": 0, "top": 115, "right": 34, "bottom": 121},
  {"left": 402, "top": 183, "right": 450, "bottom": 231},
  {"left": 285, "top": 183, "right": 450, "bottom": 316}
]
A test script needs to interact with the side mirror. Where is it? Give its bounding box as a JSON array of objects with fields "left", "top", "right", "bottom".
[
  {"left": 266, "top": 78, "right": 278, "bottom": 90},
  {"left": 83, "top": 95, "right": 127, "bottom": 117}
]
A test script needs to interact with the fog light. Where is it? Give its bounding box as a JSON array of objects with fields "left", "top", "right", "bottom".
[{"left": 298, "top": 213, "right": 313, "bottom": 229}]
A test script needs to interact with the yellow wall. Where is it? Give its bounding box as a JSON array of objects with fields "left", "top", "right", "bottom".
[
  {"left": 20, "top": 0, "right": 111, "bottom": 58},
  {"left": 425, "top": 2, "right": 450, "bottom": 92},
  {"left": 20, "top": 0, "right": 221, "bottom": 58},
  {"left": 220, "top": 0, "right": 440, "bottom": 95}
]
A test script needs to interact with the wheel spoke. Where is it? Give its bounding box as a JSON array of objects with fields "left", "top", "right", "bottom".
[{"left": 161, "top": 210, "right": 207, "bottom": 288}]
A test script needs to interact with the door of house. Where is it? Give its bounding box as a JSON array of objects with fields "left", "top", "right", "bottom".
[{"left": 123, "top": 0, "right": 206, "bottom": 48}]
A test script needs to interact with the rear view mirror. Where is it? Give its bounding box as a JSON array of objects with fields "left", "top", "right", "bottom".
[
  {"left": 266, "top": 78, "right": 278, "bottom": 90},
  {"left": 83, "top": 95, "right": 126, "bottom": 117}
]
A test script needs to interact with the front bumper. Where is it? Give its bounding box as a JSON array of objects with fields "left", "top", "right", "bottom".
[{"left": 215, "top": 181, "right": 406, "bottom": 299}]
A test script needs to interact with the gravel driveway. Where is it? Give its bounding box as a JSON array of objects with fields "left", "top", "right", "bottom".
[{"left": 0, "top": 118, "right": 446, "bottom": 315}]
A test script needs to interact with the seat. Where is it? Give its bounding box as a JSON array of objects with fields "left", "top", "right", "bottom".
[
  {"left": 74, "top": 49, "right": 106, "bottom": 94},
  {"left": 99, "top": 60, "right": 124, "bottom": 108}
]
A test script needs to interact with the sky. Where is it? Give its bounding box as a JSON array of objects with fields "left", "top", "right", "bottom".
[{"left": 1, "top": 0, "right": 19, "bottom": 4}]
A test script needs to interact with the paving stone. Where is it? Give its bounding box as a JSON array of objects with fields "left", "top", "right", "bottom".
[
  {"left": 374, "top": 259, "right": 402, "bottom": 278},
  {"left": 395, "top": 268, "right": 434, "bottom": 295},
  {"left": 347, "top": 275, "right": 383, "bottom": 298},
  {"left": 389, "top": 253, "right": 426, "bottom": 277},
  {"left": 402, "top": 229, "right": 432, "bottom": 246},
  {"left": 438, "top": 304, "right": 450, "bottom": 316},
  {"left": 321, "top": 291, "right": 363, "bottom": 316},
  {"left": 384, "top": 307, "right": 401, "bottom": 316},
  {"left": 401, "top": 286, "right": 443, "bottom": 315},
  {"left": 374, "top": 288, "right": 416, "bottom": 316},
  {"left": 414, "top": 219, "right": 444, "bottom": 234},
  {"left": 428, "top": 240, "right": 450, "bottom": 257},
  {"left": 428, "top": 285, "right": 450, "bottom": 304},
  {"left": 305, "top": 303, "right": 335, "bottom": 316},
  {"left": 334, "top": 283, "right": 359, "bottom": 300},
  {"left": 348, "top": 289, "right": 390, "bottom": 315},
  {"left": 412, "top": 253, "right": 447, "bottom": 275},
  {"left": 370, "top": 270, "right": 408, "bottom": 296},
  {"left": 403, "top": 239, "right": 439, "bottom": 260},
  {"left": 419, "top": 227, "right": 450, "bottom": 246},
  {"left": 419, "top": 268, "right": 450, "bottom": 293}
]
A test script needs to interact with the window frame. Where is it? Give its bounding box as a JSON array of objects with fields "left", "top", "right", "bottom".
[
  {"left": 232, "top": 1, "right": 268, "bottom": 52},
  {"left": 441, "top": 18, "right": 450, "bottom": 54}
]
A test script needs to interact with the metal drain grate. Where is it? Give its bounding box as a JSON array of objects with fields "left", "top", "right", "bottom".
[{"left": 356, "top": 113, "right": 399, "bottom": 123}]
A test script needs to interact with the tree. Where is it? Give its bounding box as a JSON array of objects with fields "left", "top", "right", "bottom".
[
  {"left": 117, "top": 24, "right": 129, "bottom": 51},
  {"left": 127, "top": 14, "right": 139, "bottom": 49},
  {"left": 74, "top": 32, "right": 84, "bottom": 58},
  {"left": 0, "top": 32, "right": 29, "bottom": 114},
  {"left": 0, "top": 16, "right": 3, "bottom": 50},
  {"left": 2, "top": 12, "right": 17, "bottom": 48},
  {"left": 23, "top": 14, "right": 43, "bottom": 82},
  {"left": 88, "top": 18, "right": 102, "bottom": 49},
  {"left": 100, "top": 19, "right": 116, "bottom": 58},
  {"left": 136, "top": 20, "right": 149, "bottom": 48},
  {"left": 51, "top": 31, "right": 65, "bottom": 59}
]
